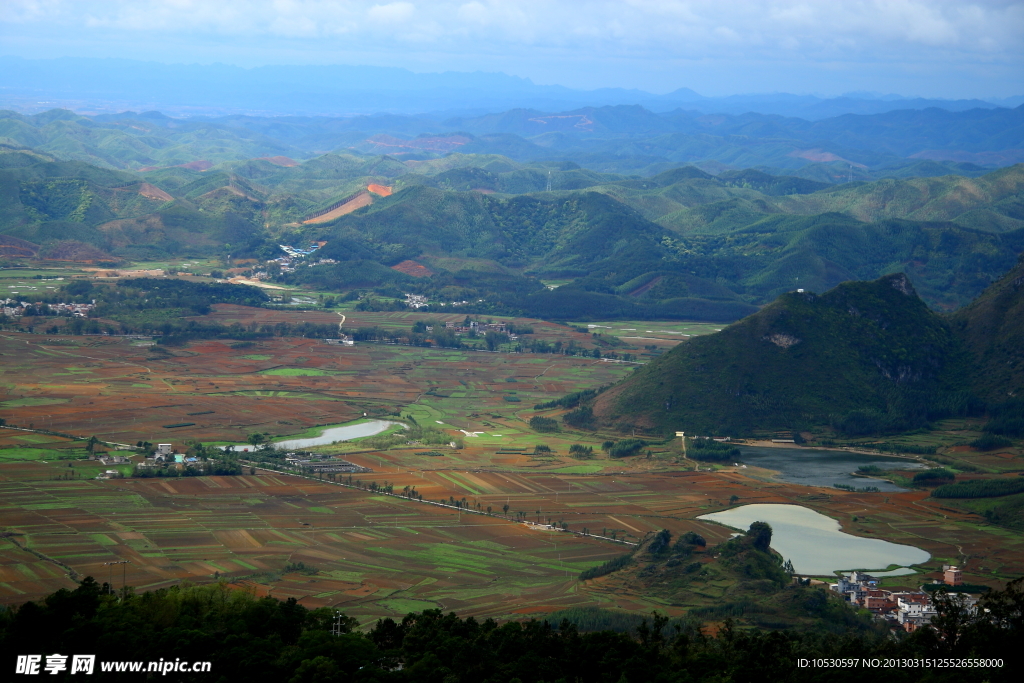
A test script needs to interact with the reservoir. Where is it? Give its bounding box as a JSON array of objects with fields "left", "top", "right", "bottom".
[
  {"left": 232, "top": 420, "right": 398, "bottom": 451},
  {"left": 698, "top": 503, "right": 929, "bottom": 576},
  {"left": 735, "top": 445, "right": 924, "bottom": 492}
]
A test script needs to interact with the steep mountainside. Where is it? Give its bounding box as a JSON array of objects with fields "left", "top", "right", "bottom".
[
  {"left": 950, "top": 255, "right": 1024, "bottom": 402},
  {"left": 593, "top": 273, "right": 972, "bottom": 436}
]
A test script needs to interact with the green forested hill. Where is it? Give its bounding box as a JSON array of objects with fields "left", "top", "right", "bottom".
[
  {"left": 950, "top": 255, "right": 1024, "bottom": 402},
  {"left": 593, "top": 273, "right": 973, "bottom": 435},
  {"left": 2, "top": 141, "right": 1023, "bottom": 319},
  {"left": 592, "top": 258, "right": 1024, "bottom": 436}
]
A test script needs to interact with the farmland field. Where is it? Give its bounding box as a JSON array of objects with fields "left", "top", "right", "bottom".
[
  {"left": 1, "top": 304, "right": 1022, "bottom": 623},
  {"left": 2, "top": 443, "right": 1021, "bottom": 623}
]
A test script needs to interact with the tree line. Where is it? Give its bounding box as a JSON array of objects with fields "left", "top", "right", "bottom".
[{"left": 2, "top": 575, "right": 1020, "bottom": 682}]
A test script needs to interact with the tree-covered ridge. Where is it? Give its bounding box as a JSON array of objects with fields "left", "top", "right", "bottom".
[
  {"left": 2, "top": 139, "right": 1024, "bottom": 318},
  {"left": 949, "top": 254, "right": 1024, "bottom": 402},
  {"left": 4, "top": 565, "right": 1020, "bottom": 681},
  {"left": 594, "top": 273, "right": 976, "bottom": 436}
]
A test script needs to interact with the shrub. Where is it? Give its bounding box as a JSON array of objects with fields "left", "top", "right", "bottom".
[
  {"left": 678, "top": 531, "right": 706, "bottom": 548},
  {"left": 688, "top": 437, "right": 740, "bottom": 462},
  {"left": 563, "top": 406, "right": 596, "bottom": 429},
  {"left": 913, "top": 468, "right": 956, "bottom": 485},
  {"left": 569, "top": 444, "right": 594, "bottom": 459},
  {"left": 529, "top": 416, "right": 559, "bottom": 432},
  {"left": 932, "top": 478, "right": 1024, "bottom": 499},
  {"left": 579, "top": 552, "right": 633, "bottom": 581},
  {"left": 970, "top": 434, "right": 1013, "bottom": 451},
  {"left": 609, "top": 438, "right": 647, "bottom": 458}
]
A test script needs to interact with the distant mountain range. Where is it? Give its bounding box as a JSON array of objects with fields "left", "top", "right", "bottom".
[
  {"left": 1, "top": 57, "right": 1021, "bottom": 120},
  {"left": 2, "top": 103, "right": 1023, "bottom": 178}
]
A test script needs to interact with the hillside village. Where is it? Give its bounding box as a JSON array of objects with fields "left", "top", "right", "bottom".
[{"left": 830, "top": 567, "right": 979, "bottom": 632}]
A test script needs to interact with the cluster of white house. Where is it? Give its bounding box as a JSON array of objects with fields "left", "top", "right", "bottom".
[
  {"left": 278, "top": 243, "right": 323, "bottom": 259},
  {"left": 1, "top": 299, "right": 95, "bottom": 318},
  {"left": 830, "top": 567, "right": 976, "bottom": 632},
  {"left": 405, "top": 293, "right": 428, "bottom": 308},
  {"left": 94, "top": 442, "right": 372, "bottom": 479},
  {"left": 100, "top": 444, "right": 204, "bottom": 476}
]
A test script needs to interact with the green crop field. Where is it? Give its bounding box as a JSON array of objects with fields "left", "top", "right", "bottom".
[{"left": 259, "top": 368, "right": 334, "bottom": 376}]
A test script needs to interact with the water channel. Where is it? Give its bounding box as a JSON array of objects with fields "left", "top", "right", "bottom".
[{"left": 698, "top": 503, "right": 930, "bottom": 576}]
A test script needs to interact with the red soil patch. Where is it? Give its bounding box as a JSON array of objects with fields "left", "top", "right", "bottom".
[
  {"left": 390, "top": 260, "right": 434, "bottom": 278},
  {"left": 0, "top": 234, "right": 39, "bottom": 258},
  {"left": 258, "top": 156, "right": 298, "bottom": 167},
  {"left": 137, "top": 183, "right": 173, "bottom": 202},
  {"left": 367, "top": 184, "right": 392, "bottom": 197},
  {"left": 303, "top": 192, "right": 373, "bottom": 224},
  {"left": 788, "top": 148, "right": 867, "bottom": 168},
  {"left": 40, "top": 240, "right": 117, "bottom": 263}
]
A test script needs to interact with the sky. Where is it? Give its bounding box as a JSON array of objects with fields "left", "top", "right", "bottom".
[{"left": 2, "top": 0, "right": 1022, "bottom": 98}]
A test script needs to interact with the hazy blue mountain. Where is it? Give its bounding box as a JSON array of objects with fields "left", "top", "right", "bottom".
[
  {"left": 3, "top": 103, "right": 1022, "bottom": 176},
  {"left": 1, "top": 57, "right": 1017, "bottom": 120}
]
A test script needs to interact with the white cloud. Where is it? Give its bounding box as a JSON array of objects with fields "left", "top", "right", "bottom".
[
  {"left": 1, "top": 0, "right": 1021, "bottom": 94},
  {"left": 367, "top": 2, "right": 416, "bottom": 24}
]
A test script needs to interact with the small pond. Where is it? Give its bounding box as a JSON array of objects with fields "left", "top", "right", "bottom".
[
  {"left": 698, "top": 503, "right": 930, "bottom": 576},
  {"left": 231, "top": 420, "right": 398, "bottom": 451},
  {"left": 735, "top": 445, "right": 924, "bottom": 492}
]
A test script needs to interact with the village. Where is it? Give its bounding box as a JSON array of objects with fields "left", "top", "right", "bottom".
[
  {"left": 0, "top": 297, "right": 95, "bottom": 318},
  {"left": 830, "top": 566, "right": 979, "bottom": 632}
]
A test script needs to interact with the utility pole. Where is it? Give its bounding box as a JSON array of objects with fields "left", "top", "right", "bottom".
[
  {"left": 330, "top": 610, "right": 346, "bottom": 636},
  {"left": 104, "top": 560, "right": 130, "bottom": 599}
]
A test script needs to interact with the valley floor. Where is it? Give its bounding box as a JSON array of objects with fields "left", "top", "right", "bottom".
[{"left": 1, "top": 331, "right": 1021, "bottom": 623}]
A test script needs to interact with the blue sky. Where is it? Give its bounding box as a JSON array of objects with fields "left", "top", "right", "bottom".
[{"left": 2, "top": 0, "right": 1022, "bottom": 98}]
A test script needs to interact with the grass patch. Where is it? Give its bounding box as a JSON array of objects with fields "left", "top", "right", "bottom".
[
  {"left": 0, "top": 448, "right": 66, "bottom": 461},
  {"left": 378, "top": 598, "right": 440, "bottom": 613},
  {"left": 1, "top": 398, "right": 70, "bottom": 407},
  {"left": 260, "top": 368, "right": 332, "bottom": 376},
  {"left": 241, "top": 354, "right": 273, "bottom": 360},
  {"left": 551, "top": 465, "right": 604, "bottom": 474}
]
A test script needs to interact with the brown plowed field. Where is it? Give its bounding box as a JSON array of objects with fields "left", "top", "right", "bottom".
[
  {"left": 3, "top": 441, "right": 1020, "bottom": 623},
  {"left": 2, "top": 317, "right": 1021, "bottom": 621}
]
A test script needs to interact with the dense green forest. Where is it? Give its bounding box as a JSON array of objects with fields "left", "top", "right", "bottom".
[
  {"left": 3, "top": 136, "right": 1023, "bottom": 320},
  {"left": 2, "top": 559, "right": 1019, "bottom": 682},
  {"left": 584, "top": 252, "right": 1024, "bottom": 437},
  {"left": 593, "top": 272, "right": 977, "bottom": 436}
]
